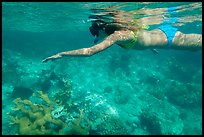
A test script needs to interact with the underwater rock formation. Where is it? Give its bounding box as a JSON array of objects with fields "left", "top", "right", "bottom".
[
  {"left": 138, "top": 93, "right": 184, "bottom": 135},
  {"left": 165, "top": 80, "right": 202, "bottom": 108},
  {"left": 11, "top": 86, "right": 34, "bottom": 99},
  {"left": 114, "top": 83, "right": 132, "bottom": 104}
]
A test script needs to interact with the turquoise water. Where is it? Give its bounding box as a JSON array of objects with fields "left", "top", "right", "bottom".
[{"left": 2, "top": 2, "right": 202, "bottom": 135}]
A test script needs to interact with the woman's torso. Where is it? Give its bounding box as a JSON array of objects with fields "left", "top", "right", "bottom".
[{"left": 116, "top": 29, "right": 168, "bottom": 50}]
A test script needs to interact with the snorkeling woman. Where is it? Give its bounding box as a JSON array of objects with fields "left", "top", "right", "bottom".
[{"left": 42, "top": 7, "right": 202, "bottom": 63}]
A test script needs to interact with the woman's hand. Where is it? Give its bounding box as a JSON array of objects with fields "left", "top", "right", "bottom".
[{"left": 42, "top": 53, "right": 62, "bottom": 63}]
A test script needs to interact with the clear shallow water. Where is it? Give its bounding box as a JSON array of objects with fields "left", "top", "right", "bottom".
[
  {"left": 2, "top": 2, "right": 202, "bottom": 135},
  {"left": 3, "top": 2, "right": 202, "bottom": 32}
]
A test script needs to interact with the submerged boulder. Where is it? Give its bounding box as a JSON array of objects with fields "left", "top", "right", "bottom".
[{"left": 11, "top": 86, "right": 34, "bottom": 99}]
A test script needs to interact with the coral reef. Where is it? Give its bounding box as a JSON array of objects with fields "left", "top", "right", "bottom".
[
  {"left": 10, "top": 91, "right": 67, "bottom": 135},
  {"left": 140, "top": 110, "right": 161, "bottom": 135},
  {"left": 51, "top": 105, "right": 68, "bottom": 119},
  {"left": 38, "top": 71, "right": 64, "bottom": 92},
  {"left": 64, "top": 109, "right": 90, "bottom": 135},
  {"left": 165, "top": 80, "right": 202, "bottom": 108},
  {"left": 54, "top": 79, "right": 72, "bottom": 106},
  {"left": 9, "top": 89, "right": 91, "bottom": 135},
  {"left": 138, "top": 93, "right": 184, "bottom": 135},
  {"left": 92, "top": 112, "right": 129, "bottom": 135},
  {"left": 114, "top": 83, "right": 132, "bottom": 104},
  {"left": 53, "top": 78, "right": 79, "bottom": 117}
]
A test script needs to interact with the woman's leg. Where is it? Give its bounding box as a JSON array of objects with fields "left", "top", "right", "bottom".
[{"left": 172, "top": 31, "right": 202, "bottom": 51}]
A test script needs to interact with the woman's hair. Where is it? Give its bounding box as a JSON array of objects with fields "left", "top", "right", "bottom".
[
  {"left": 89, "top": 14, "right": 128, "bottom": 37},
  {"left": 89, "top": 13, "right": 142, "bottom": 37}
]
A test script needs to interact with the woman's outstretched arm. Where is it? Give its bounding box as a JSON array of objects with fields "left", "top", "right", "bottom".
[{"left": 42, "top": 30, "right": 134, "bottom": 63}]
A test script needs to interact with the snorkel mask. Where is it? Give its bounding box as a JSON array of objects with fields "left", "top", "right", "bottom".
[
  {"left": 89, "top": 26, "right": 99, "bottom": 43},
  {"left": 89, "top": 19, "right": 108, "bottom": 44},
  {"left": 89, "top": 26, "right": 99, "bottom": 37},
  {"left": 89, "top": 20, "right": 106, "bottom": 36}
]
